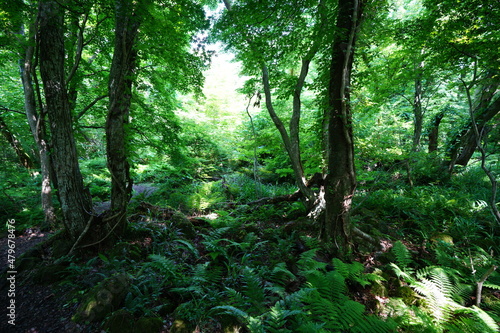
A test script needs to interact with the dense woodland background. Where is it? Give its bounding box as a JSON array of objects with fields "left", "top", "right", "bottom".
[{"left": 1, "top": 0, "right": 500, "bottom": 332}]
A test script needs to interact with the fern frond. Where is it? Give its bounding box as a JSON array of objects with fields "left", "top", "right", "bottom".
[
  {"left": 296, "top": 322, "right": 327, "bottom": 333},
  {"left": 392, "top": 240, "right": 413, "bottom": 270},
  {"left": 173, "top": 239, "right": 199, "bottom": 257},
  {"left": 225, "top": 287, "right": 248, "bottom": 306},
  {"left": 468, "top": 306, "right": 500, "bottom": 332},
  {"left": 192, "top": 262, "right": 223, "bottom": 285},
  {"left": 269, "top": 262, "right": 296, "bottom": 286},
  {"left": 483, "top": 282, "right": 500, "bottom": 290},
  {"left": 297, "top": 249, "right": 327, "bottom": 274},
  {"left": 146, "top": 254, "right": 177, "bottom": 278},
  {"left": 213, "top": 305, "right": 250, "bottom": 321},
  {"left": 332, "top": 257, "right": 351, "bottom": 278},
  {"left": 241, "top": 267, "right": 266, "bottom": 310}
]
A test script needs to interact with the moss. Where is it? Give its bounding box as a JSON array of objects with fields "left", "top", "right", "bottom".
[
  {"left": 103, "top": 309, "right": 135, "bottom": 333},
  {"left": 170, "top": 319, "right": 194, "bottom": 333},
  {"left": 431, "top": 233, "right": 454, "bottom": 245},
  {"left": 136, "top": 317, "right": 163, "bottom": 332},
  {"left": 398, "top": 285, "right": 419, "bottom": 306},
  {"left": 171, "top": 211, "right": 196, "bottom": 238},
  {"left": 72, "top": 273, "right": 130, "bottom": 323}
]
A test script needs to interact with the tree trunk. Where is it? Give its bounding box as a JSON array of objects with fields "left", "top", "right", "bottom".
[
  {"left": 38, "top": 0, "right": 91, "bottom": 240},
  {"left": 322, "top": 0, "right": 362, "bottom": 251},
  {"left": 448, "top": 95, "right": 500, "bottom": 169},
  {"left": 447, "top": 72, "right": 500, "bottom": 170},
  {"left": 428, "top": 111, "right": 444, "bottom": 153},
  {"left": 0, "top": 115, "right": 33, "bottom": 169},
  {"left": 412, "top": 75, "right": 424, "bottom": 152},
  {"left": 105, "top": 0, "right": 140, "bottom": 233},
  {"left": 18, "top": 22, "right": 57, "bottom": 227}
]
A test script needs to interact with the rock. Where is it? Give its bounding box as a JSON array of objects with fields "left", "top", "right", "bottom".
[
  {"left": 136, "top": 317, "right": 163, "bottom": 332},
  {"left": 72, "top": 273, "right": 130, "bottom": 323},
  {"left": 170, "top": 319, "right": 193, "bottom": 333},
  {"left": 171, "top": 212, "right": 196, "bottom": 238},
  {"left": 103, "top": 309, "right": 135, "bottom": 333}
]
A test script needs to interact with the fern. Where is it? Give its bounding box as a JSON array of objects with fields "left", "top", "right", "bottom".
[
  {"left": 297, "top": 249, "right": 327, "bottom": 274},
  {"left": 396, "top": 265, "right": 499, "bottom": 332},
  {"left": 144, "top": 254, "right": 178, "bottom": 279},
  {"left": 392, "top": 240, "right": 413, "bottom": 270}
]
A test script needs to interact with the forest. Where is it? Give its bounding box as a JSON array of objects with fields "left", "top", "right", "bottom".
[{"left": 0, "top": 0, "right": 499, "bottom": 332}]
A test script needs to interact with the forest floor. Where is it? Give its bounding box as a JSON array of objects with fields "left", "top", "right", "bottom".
[
  {"left": 0, "top": 185, "right": 159, "bottom": 333},
  {"left": 0, "top": 229, "right": 86, "bottom": 333}
]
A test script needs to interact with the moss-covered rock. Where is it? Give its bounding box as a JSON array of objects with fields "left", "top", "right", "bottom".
[
  {"left": 171, "top": 212, "right": 196, "bottom": 238},
  {"left": 136, "top": 317, "right": 163, "bottom": 332},
  {"left": 169, "top": 319, "right": 193, "bottom": 333},
  {"left": 72, "top": 273, "right": 130, "bottom": 323},
  {"left": 398, "top": 285, "right": 419, "bottom": 305},
  {"left": 103, "top": 309, "right": 135, "bottom": 333}
]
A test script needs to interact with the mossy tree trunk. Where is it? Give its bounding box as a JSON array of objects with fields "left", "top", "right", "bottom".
[{"left": 38, "top": 0, "right": 92, "bottom": 240}]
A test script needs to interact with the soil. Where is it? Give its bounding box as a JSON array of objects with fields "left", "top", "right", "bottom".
[
  {"left": 0, "top": 229, "right": 91, "bottom": 333},
  {"left": 0, "top": 185, "right": 158, "bottom": 333}
]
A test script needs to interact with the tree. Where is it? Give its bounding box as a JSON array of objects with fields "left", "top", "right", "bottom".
[
  {"left": 105, "top": 0, "right": 142, "bottom": 234},
  {"left": 217, "top": 0, "right": 327, "bottom": 209},
  {"left": 38, "top": 0, "right": 92, "bottom": 240},
  {"left": 417, "top": 0, "right": 500, "bottom": 170},
  {"left": 321, "top": 0, "right": 364, "bottom": 249}
]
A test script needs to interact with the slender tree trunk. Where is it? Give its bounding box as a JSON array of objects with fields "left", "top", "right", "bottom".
[
  {"left": 223, "top": 0, "right": 325, "bottom": 208},
  {"left": 38, "top": 0, "right": 91, "bottom": 240},
  {"left": 0, "top": 116, "right": 33, "bottom": 169},
  {"left": 412, "top": 75, "right": 423, "bottom": 152},
  {"left": 18, "top": 22, "right": 57, "bottom": 227},
  {"left": 322, "top": 0, "right": 362, "bottom": 251},
  {"left": 105, "top": 0, "right": 140, "bottom": 233},
  {"left": 447, "top": 74, "right": 500, "bottom": 170},
  {"left": 428, "top": 111, "right": 444, "bottom": 153}
]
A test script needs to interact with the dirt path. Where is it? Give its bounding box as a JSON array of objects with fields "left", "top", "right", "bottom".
[
  {"left": 0, "top": 184, "right": 158, "bottom": 332},
  {"left": 0, "top": 229, "right": 87, "bottom": 332}
]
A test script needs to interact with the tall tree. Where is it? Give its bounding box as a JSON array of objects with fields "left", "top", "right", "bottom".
[
  {"left": 105, "top": 0, "right": 142, "bottom": 233},
  {"left": 322, "top": 0, "right": 363, "bottom": 249},
  {"left": 216, "top": 0, "right": 328, "bottom": 208},
  {"left": 38, "top": 0, "right": 92, "bottom": 240}
]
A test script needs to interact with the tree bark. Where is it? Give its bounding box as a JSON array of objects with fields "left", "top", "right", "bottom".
[
  {"left": 322, "top": 0, "right": 362, "bottom": 251},
  {"left": 18, "top": 21, "right": 57, "bottom": 227},
  {"left": 38, "top": 0, "right": 91, "bottom": 239},
  {"left": 428, "top": 111, "right": 444, "bottom": 153},
  {"left": 412, "top": 74, "right": 424, "bottom": 152},
  {"left": 0, "top": 115, "right": 33, "bottom": 169},
  {"left": 105, "top": 0, "right": 140, "bottom": 233}
]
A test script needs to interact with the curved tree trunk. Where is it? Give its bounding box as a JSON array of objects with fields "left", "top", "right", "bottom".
[
  {"left": 18, "top": 21, "right": 57, "bottom": 227},
  {"left": 0, "top": 115, "right": 33, "bottom": 169},
  {"left": 447, "top": 73, "right": 500, "bottom": 171},
  {"left": 105, "top": 0, "right": 140, "bottom": 233},
  {"left": 322, "top": 0, "right": 362, "bottom": 252},
  {"left": 38, "top": 0, "right": 91, "bottom": 240}
]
